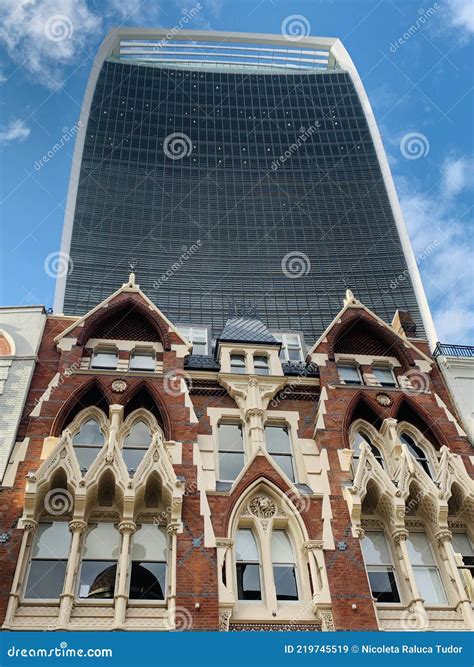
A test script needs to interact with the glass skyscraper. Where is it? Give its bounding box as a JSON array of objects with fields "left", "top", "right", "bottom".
[{"left": 55, "top": 30, "right": 435, "bottom": 346}]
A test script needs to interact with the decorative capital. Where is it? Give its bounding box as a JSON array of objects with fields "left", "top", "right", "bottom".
[
  {"left": 22, "top": 519, "right": 37, "bottom": 532},
  {"left": 392, "top": 528, "right": 409, "bottom": 544},
  {"left": 167, "top": 521, "right": 181, "bottom": 535},
  {"left": 118, "top": 521, "right": 136, "bottom": 535},
  {"left": 68, "top": 520, "right": 87, "bottom": 534},
  {"left": 435, "top": 529, "right": 452, "bottom": 544},
  {"left": 353, "top": 527, "right": 365, "bottom": 539},
  {"left": 302, "top": 539, "right": 324, "bottom": 553},
  {"left": 245, "top": 408, "right": 265, "bottom": 421}
]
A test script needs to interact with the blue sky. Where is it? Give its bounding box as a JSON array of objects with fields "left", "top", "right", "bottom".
[{"left": 0, "top": 0, "right": 473, "bottom": 343}]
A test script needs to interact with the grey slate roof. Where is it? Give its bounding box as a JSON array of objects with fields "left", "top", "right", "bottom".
[{"left": 218, "top": 316, "right": 279, "bottom": 346}]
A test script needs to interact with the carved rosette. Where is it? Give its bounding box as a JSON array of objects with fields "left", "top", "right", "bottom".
[
  {"left": 111, "top": 379, "right": 127, "bottom": 393},
  {"left": 376, "top": 393, "right": 392, "bottom": 407},
  {"left": 248, "top": 495, "right": 277, "bottom": 519}
]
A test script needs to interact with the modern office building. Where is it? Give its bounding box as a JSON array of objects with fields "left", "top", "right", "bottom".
[{"left": 55, "top": 29, "right": 436, "bottom": 348}]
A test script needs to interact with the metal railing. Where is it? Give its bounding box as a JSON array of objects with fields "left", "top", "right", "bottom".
[{"left": 433, "top": 342, "right": 474, "bottom": 358}]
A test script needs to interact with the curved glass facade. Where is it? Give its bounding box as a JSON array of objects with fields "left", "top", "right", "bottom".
[{"left": 64, "top": 59, "right": 422, "bottom": 341}]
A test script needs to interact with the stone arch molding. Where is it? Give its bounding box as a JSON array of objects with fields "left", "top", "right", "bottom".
[{"left": 22, "top": 406, "right": 183, "bottom": 527}]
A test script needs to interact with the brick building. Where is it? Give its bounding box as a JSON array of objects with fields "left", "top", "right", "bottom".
[{"left": 0, "top": 275, "right": 472, "bottom": 632}]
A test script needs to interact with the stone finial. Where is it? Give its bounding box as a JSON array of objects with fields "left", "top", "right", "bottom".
[{"left": 343, "top": 288, "right": 355, "bottom": 306}]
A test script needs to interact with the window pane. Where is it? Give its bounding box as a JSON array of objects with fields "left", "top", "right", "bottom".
[
  {"left": 288, "top": 347, "right": 302, "bottom": 361},
  {"left": 367, "top": 568, "right": 400, "bottom": 603},
  {"left": 373, "top": 367, "right": 395, "bottom": 386},
  {"left": 72, "top": 420, "right": 104, "bottom": 446},
  {"left": 130, "top": 353, "right": 155, "bottom": 371},
  {"left": 24, "top": 560, "right": 67, "bottom": 599},
  {"left": 91, "top": 351, "right": 117, "bottom": 369},
  {"left": 218, "top": 424, "right": 244, "bottom": 451},
  {"left": 273, "top": 565, "right": 298, "bottom": 600},
  {"left": 338, "top": 365, "right": 361, "bottom": 384},
  {"left": 254, "top": 356, "right": 269, "bottom": 375},
  {"left": 123, "top": 447, "right": 147, "bottom": 470},
  {"left": 361, "top": 532, "right": 391, "bottom": 565},
  {"left": 79, "top": 562, "right": 117, "bottom": 599},
  {"left": 271, "top": 530, "right": 294, "bottom": 564},
  {"left": 407, "top": 533, "right": 436, "bottom": 566},
  {"left": 129, "top": 562, "right": 166, "bottom": 600},
  {"left": 219, "top": 452, "right": 245, "bottom": 481},
  {"left": 32, "top": 522, "right": 70, "bottom": 559},
  {"left": 132, "top": 526, "right": 167, "bottom": 561},
  {"left": 124, "top": 421, "right": 152, "bottom": 447},
  {"left": 230, "top": 355, "right": 246, "bottom": 373},
  {"left": 236, "top": 529, "right": 259, "bottom": 561},
  {"left": 265, "top": 426, "right": 291, "bottom": 453},
  {"left": 192, "top": 341, "right": 207, "bottom": 355},
  {"left": 236, "top": 563, "right": 261, "bottom": 600},
  {"left": 83, "top": 524, "right": 120, "bottom": 560},
  {"left": 413, "top": 567, "right": 447, "bottom": 604},
  {"left": 273, "top": 454, "right": 295, "bottom": 482},
  {"left": 351, "top": 431, "right": 370, "bottom": 457},
  {"left": 74, "top": 446, "right": 101, "bottom": 471},
  {"left": 452, "top": 534, "right": 474, "bottom": 556}
]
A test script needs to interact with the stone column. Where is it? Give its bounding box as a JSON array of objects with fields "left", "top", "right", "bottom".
[
  {"left": 3, "top": 519, "right": 37, "bottom": 628},
  {"left": 167, "top": 522, "right": 180, "bottom": 629},
  {"left": 107, "top": 404, "right": 124, "bottom": 460},
  {"left": 302, "top": 539, "right": 331, "bottom": 606},
  {"left": 392, "top": 528, "right": 427, "bottom": 627},
  {"left": 436, "top": 529, "right": 474, "bottom": 628},
  {"left": 57, "top": 519, "right": 87, "bottom": 629},
  {"left": 113, "top": 520, "right": 136, "bottom": 629}
]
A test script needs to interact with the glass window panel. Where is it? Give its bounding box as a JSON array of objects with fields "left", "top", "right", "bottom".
[
  {"left": 406, "top": 533, "right": 436, "bottom": 566},
  {"left": 130, "top": 352, "right": 155, "bottom": 371},
  {"left": 124, "top": 421, "right": 152, "bottom": 447},
  {"left": 413, "top": 568, "right": 447, "bottom": 605},
  {"left": 236, "top": 529, "right": 259, "bottom": 561},
  {"left": 32, "top": 522, "right": 70, "bottom": 559},
  {"left": 230, "top": 354, "right": 246, "bottom": 373},
  {"left": 265, "top": 426, "right": 291, "bottom": 453},
  {"left": 83, "top": 524, "right": 120, "bottom": 560},
  {"left": 218, "top": 424, "right": 244, "bottom": 451},
  {"left": 74, "top": 446, "right": 101, "bottom": 471},
  {"left": 351, "top": 431, "right": 370, "bottom": 457},
  {"left": 361, "top": 532, "right": 391, "bottom": 565},
  {"left": 132, "top": 526, "right": 167, "bottom": 561},
  {"left": 79, "top": 562, "right": 117, "bottom": 599},
  {"left": 236, "top": 563, "right": 261, "bottom": 600},
  {"left": 254, "top": 356, "right": 269, "bottom": 375},
  {"left": 273, "top": 454, "right": 295, "bottom": 482},
  {"left": 24, "top": 560, "right": 67, "bottom": 599},
  {"left": 129, "top": 562, "right": 166, "bottom": 600},
  {"left": 72, "top": 420, "right": 104, "bottom": 446},
  {"left": 271, "top": 530, "right": 294, "bottom": 564},
  {"left": 219, "top": 452, "right": 245, "bottom": 481},
  {"left": 91, "top": 351, "right": 118, "bottom": 369},
  {"left": 123, "top": 447, "right": 146, "bottom": 471},
  {"left": 367, "top": 568, "right": 400, "bottom": 603},
  {"left": 273, "top": 565, "right": 298, "bottom": 600},
  {"left": 373, "top": 367, "right": 396, "bottom": 386},
  {"left": 337, "top": 364, "right": 361, "bottom": 384},
  {"left": 452, "top": 534, "right": 474, "bottom": 556}
]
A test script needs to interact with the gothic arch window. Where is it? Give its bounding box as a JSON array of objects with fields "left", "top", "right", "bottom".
[
  {"left": 235, "top": 528, "right": 262, "bottom": 600},
  {"left": 398, "top": 427, "right": 435, "bottom": 478},
  {"left": 349, "top": 421, "right": 385, "bottom": 471},
  {"left": 120, "top": 410, "right": 160, "bottom": 474},
  {"left": 78, "top": 523, "right": 120, "bottom": 599},
  {"left": 70, "top": 411, "right": 107, "bottom": 472},
  {"left": 129, "top": 524, "right": 168, "bottom": 600},
  {"left": 271, "top": 529, "right": 298, "bottom": 600}
]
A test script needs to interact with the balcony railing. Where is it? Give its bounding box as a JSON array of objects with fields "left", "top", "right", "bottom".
[{"left": 433, "top": 342, "right": 474, "bottom": 358}]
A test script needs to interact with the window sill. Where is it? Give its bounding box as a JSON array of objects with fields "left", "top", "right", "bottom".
[{"left": 127, "top": 600, "right": 167, "bottom": 607}]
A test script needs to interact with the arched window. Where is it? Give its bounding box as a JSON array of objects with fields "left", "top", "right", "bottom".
[
  {"left": 122, "top": 421, "right": 153, "bottom": 471},
  {"left": 235, "top": 528, "right": 262, "bottom": 600},
  {"left": 271, "top": 530, "right": 298, "bottom": 600},
  {"left": 129, "top": 525, "right": 167, "bottom": 600},
  {"left": 253, "top": 355, "right": 269, "bottom": 376},
  {"left": 78, "top": 523, "right": 120, "bottom": 599},
  {"left": 72, "top": 419, "right": 105, "bottom": 471},
  {"left": 351, "top": 431, "right": 384, "bottom": 469},
  {"left": 24, "top": 522, "right": 70, "bottom": 599},
  {"left": 400, "top": 432, "right": 432, "bottom": 477}
]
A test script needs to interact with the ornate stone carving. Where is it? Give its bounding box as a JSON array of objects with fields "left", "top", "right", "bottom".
[
  {"left": 219, "top": 609, "right": 232, "bottom": 631},
  {"left": 392, "top": 529, "right": 409, "bottom": 544},
  {"left": 376, "top": 393, "right": 392, "bottom": 406},
  {"left": 302, "top": 540, "right": 324, "bottom": 552},
  {"left": 248, "top": 495, "right": 277, "bottom": 519},
  {"left": 69, "top": 520, "right": 87, "bottom": 534},
  {"left": 118, "top": 521, "right": 137, "bottom": 535},
  {"left": 111, "top": 379, "right": 127, "bottom": 393},
  {"left": 435, "top": 529, "right": 452, "bottom": 544},
  {"left": 166, "top": 522, "right": 181, "bottom": 535},
  {"left": 319, "top": 610, "right": 334, "bottom": 631},
  {"left": 22, "top": 519, "right": 37, "bottom": 532},
  {"left": 215, "top": 538, "right": 234, "bottom": 549}
]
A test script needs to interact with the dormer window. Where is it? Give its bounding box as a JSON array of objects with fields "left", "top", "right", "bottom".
[
  {"left": 130, "top": 350, "right": 156, "bottom": 372},
  {"left": 337, "top": 363, "right": 362, "bottom": 385},
  {"left": 179, "top": 326, "right": 208, "bottom": 355},
  {"left": 230, "top": 354, "right": 246, "bottom": 374},
  {"left": 273, "top": 333, "right": 303, "bottom": 362},
  {"left": 91, "top": 348, "right": 118, "bottom": 370},
  {"left": 372, "top": 366, "right": 396, "bottom": 387},
  {"left": 253, "top": 355, "right": 269, "bottom": 376}
]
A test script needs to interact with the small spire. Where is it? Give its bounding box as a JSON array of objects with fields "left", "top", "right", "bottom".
[
  {"left": 344, "top": 288, "right": 355, "bottom": 305},
  {"left": 127, "top": 259, "right": 138, "bottom": 287}
]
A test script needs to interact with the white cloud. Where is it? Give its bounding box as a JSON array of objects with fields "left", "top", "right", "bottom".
[
  {"left": 104, "top": 0, "right": 161, "bottom": 22},
  {"left": 398, "top": 159, "right": 474, "bottom": 344},
  {"left": 0, "top": 118, "right": 31, "bottom": 145},
  {"left": 447, "top": 0, "right": 474, "bottom": 36},
  {"left": 441, "top": 155, "right": 474, "bottom": 197},
  {"left": 0, "top": 0, "right": 101, "bottom": 89}
]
